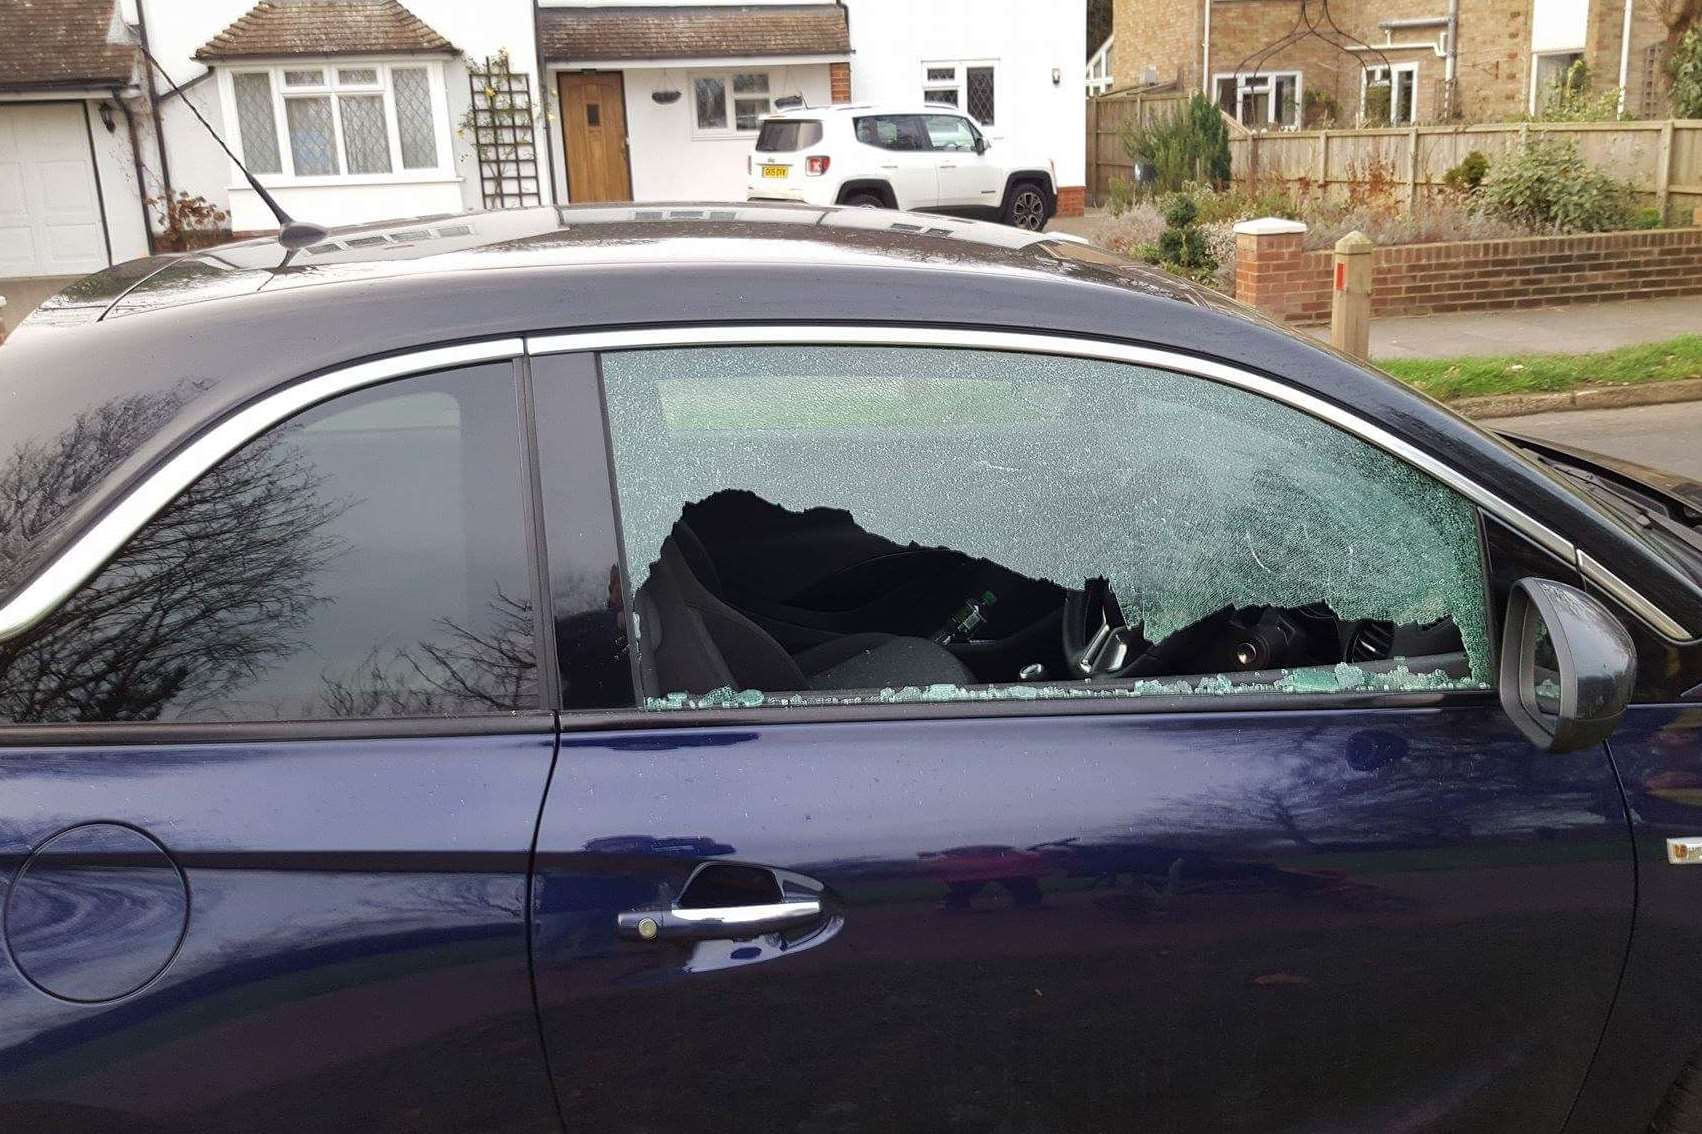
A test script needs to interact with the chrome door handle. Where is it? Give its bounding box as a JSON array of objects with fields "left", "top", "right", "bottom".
[
  {"left": 618, "top": 898, "right": 822, "bottom": 941},
  {"left": 940, "top": 163, "right": 958, "bottom": 169},
  {"left": 880, "top": 162, "right": 899, "bottom": 170}
]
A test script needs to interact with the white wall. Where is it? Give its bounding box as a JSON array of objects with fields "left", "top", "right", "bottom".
[
  {"left": 90, "top": 99, "right": 155, "bottom": 262},
  {"left": 134, "top": 0, "right": 542, "bottom": 231},
  {"left": 609, "top": 63, "right": 832, "bottom": 201},
  {"left": 843, "top": 0, "right": 1087, "bottom": 188}
]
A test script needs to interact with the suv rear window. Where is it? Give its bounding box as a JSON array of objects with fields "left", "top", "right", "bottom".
[{"left": 755, "top": 119, "right": 822, "bottom": 152}]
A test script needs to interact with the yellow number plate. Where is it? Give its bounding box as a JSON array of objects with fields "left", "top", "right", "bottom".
[{"left": 761, "top": 164, "right": 789, "bottom": 178}]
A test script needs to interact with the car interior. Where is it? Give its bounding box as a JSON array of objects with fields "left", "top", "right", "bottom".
[{"left": 631, "top": 489, "right": 1468, "bottom": 700}]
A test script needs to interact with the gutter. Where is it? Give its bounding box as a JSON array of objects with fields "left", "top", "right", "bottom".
[
  {"left": 1617, "top": 0, "right": 1635, "bottom": 115},
  {"left": 112, "top": 86, "right": 157, "bottom": 256},
  {"left": 133, "top": 0, "right": 172, "bottom": 240},
  {"left": 1201, "top": 0, "right": 1212, "bottom": 96}
]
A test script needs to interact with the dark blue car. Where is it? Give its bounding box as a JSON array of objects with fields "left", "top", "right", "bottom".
[{"left": 2, "top": 203, "right": 1701, "bottom": 1133}]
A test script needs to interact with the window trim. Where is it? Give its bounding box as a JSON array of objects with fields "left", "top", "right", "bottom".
[
  {"left": 1361, "top": 61, "right": 1420, "bottom": 125},
  {"left": 920, "top": 59, "right": 998, "bottom": 128},
  {"left": 221, "top": 57, "right": 453, "bottom": 186},
  {"left": 0, "top": 327, "right": 1688, "bottom": 689},
  {"left": 689, "top": 68, "right": 775, "bottom": 137},
  {"left": 1212, "top": 70, "right": 1303, "bottom": 129}
]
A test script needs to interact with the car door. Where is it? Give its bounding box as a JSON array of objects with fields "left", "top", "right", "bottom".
[
  {"left": 856, "top": 114, "right": 939, "bottom": 209},
  {"left": 0, "top": 351, "right": 563, "bottom": 1132},
  {"left": 925, "top": 114, "right": 1003, "bottom": 213},
  {"left": 527, "top": 335, "right": 1634, "bottom": 1133}
]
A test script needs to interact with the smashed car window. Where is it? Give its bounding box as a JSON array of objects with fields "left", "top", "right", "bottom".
[{"left": 599, "top": 346, "right": 1492, "bottom": 709}]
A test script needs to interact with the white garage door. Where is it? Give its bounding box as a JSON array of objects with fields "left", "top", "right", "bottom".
[{"left": 0, "top": 103, "right": 108, "bottom": 278}]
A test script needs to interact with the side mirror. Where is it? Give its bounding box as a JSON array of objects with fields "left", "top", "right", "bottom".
[
  {"left": 974, "top": 137, "right": 988, "bottom": 155},
  {"left": 1498, "top": 578, "right": 1636, "bottom": 753}
]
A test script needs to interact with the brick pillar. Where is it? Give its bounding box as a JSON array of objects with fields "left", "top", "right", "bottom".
[
  {"left": 1054, "top": 186, "right": 1086, "bottom": 217},
  {"left": 829, "top": 61, "right": 851, "bottom": 103},
  {"left": 1232, "top": 217, "right": 1309, "bottom": 320}
]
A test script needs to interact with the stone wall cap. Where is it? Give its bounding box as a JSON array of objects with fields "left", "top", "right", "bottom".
[{"left": 1233, "top": 217, "right": 1308, "bottom": 235}]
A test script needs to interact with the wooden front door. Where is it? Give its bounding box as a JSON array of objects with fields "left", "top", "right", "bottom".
[{"left": 559, "top": 72, "right": 632, "bottom": 203}]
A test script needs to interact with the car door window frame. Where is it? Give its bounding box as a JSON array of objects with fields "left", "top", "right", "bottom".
[
  {"left": 520, "top": 325, "right": 1695, "bottom": 729},
  {"left": 8, "top": 329, "right": 1693, "bottom": 743},
  {"left": 0, "top": 339, "right": 564, "bottom": 742}
]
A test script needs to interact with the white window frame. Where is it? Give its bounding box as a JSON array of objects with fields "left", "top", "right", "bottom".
[
  {"left": 689, "top": 68, "right": 775, "bottom": 137},
  {"left": 220, "top": 57, "right": 455, "bottom": 187},
  {"left": 920, "top": 59, "right": 998, "bottom": 128},
  {"left": 1361, "top": 61, "right": 1420, "bottom": 125},
  {"left": 1211, "top": 71, "right": 1302, "bottom": 129},
  {"left": 1529, "top": 49, "right": 1586, "bottom": 114}
]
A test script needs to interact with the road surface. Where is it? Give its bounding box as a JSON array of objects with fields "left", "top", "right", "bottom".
[{"left": 1483, "top": 401, "right": 1702, "bottom": 482}]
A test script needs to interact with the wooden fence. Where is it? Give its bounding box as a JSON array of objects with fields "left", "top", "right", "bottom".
[
  {"left": 1086, "top": 92, "right": 1702, "bottom": 220},
  {"left": 1229, "top": 120, "right": 1702, "bottom": 220},
  {"left": 1084, "top": 89, "right": 1192, "bottom": 202}
]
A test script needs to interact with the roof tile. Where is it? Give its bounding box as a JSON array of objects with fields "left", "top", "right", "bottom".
[
  {"left": 0, "top": 0, "right": 137, "bottom": 92},
  {"left": 540, "top": 4, "right": 850, "bottom": 63},
  {"left": 195, "top": 0, "right": 456, "bottom": 62}
]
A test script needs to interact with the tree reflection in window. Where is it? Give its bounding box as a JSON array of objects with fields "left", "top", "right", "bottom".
[{"left": 1, "top": 364, "right": 540, "bottom": 723}]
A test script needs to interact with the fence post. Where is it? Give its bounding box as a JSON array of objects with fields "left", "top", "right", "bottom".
[
  {"left": 1657, "top": 120, "right": 1675, "bottom": 219},
  {"left": 1317, "top": 130, "right": 1329, "bottom": 189},
  {"left": 1331, "top": 231, "right": 1375, "bottom": 362},
  {"left": 1406, "top": 126, "right": 1421, "bottom": 208}
]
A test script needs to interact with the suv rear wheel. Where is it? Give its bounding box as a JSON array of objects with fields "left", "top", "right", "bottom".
[{"left": 1002, "top": 181, "right": 1048, "bottom": 230}]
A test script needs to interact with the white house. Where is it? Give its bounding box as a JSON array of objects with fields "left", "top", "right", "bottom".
[{"left": 0, "top": 0, "right": 1085, "bottom": 279}]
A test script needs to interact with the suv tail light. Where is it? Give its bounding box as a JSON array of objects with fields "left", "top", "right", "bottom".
[{"left": 806, "top": 155, "right": 831, "bottom": 176}]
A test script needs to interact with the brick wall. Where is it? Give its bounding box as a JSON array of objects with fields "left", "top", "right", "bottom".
[
  {"left": 1113, "top": 0, "right": 1201, "bottom": 91},
  {"left": 1236, "top": 227, "right": 1702, "bottom": 325},
  {"left": 829, "top": 61, "right": 850, "bottom": 103},
  {"left": 1055, "top": 186, "right": 1086, "bottom": 217},
  {"left": 1109, "top": 0, "right": 1593, "bottom": 124}
]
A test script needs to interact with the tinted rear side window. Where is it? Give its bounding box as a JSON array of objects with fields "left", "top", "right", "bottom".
[
  {"left": 1, "top": 363, "right": 539, "bottom": 723},
  {"left": 755, "top": 119, "right": 822, "bottom": 152},
  {"left": 853, "top": 115, "right": 930, "bottom": 151}
]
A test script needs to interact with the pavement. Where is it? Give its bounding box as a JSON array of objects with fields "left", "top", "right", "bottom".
[
  {"left": 1483, "top": 400, "right": 1702, "bottom": 481},
  {"left": 1305, "top": 295, "right": 1702, "bottom": 361}
]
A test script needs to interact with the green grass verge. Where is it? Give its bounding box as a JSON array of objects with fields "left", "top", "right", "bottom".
[{"left": 1378, "top": 334, "right": 1702, "bottom": 402}]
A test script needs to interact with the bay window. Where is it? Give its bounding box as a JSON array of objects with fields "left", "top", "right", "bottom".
[{"left": 229, "top": 61, "right": 448, "bottom": 180}]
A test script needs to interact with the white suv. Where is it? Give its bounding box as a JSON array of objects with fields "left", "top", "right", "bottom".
[{"left": 746, "top": 103, "right": 1057, "bottom": 230}]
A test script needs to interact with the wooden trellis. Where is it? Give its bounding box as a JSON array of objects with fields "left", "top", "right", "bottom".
[{"left": 466, "top": 55, "right": 541, "bottom": 209}]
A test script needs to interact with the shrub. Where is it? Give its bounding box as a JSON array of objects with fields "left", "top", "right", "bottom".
[
  {"left": 1673, "top": 28, "right": 1702, "bottom": 119},
  {"left": 1361, "top": 83, "right": 1392, "bottom": 127},
  {"left": 1536, "top": 59, "right": 1622, "bottom": 121},
  {"left": 1441, "top": 151, "right": 1491, "bottom": 195},
  {"left": 1477, "top": 139, "right": 1634, "bottom": 233},
  {"left": 1631, "top": 206, "right": 1665, "bottom": 229},
  {"left": 1106, "top": 176, "right": 1136, "bottom": 216},
  {"left": 1122, "top": 94, "right": 1232, "bottom": 195},
  {"left": 1302, "top": 88, "right": 1339, "bottom": 128},
  {"left": 1141, "top": 192, "right": 1218, "bottom": 283}
]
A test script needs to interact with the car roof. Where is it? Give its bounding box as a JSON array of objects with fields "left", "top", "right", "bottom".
[
  {"left": 766, "top": 102, "right": 967, "bottom": 118},
  {"left": 4, "top": 199, "right": 1647, "bottom": 628}
]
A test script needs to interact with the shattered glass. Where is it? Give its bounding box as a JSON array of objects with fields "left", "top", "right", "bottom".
[
  {"left": 645, "top": 662, "right": 1488, "bottom": 711},
  {"left": 601, "top": 346, "right": 1493, "bottom": 703}
]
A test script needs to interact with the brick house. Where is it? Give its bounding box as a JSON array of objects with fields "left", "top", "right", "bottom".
[{"left": 1110, "top": 0, "right": 1675, "bottom": 127}]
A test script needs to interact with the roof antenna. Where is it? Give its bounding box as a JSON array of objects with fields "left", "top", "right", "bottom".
[{"left": 134, "top": 42, "right": 328, "bottom": 250}]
